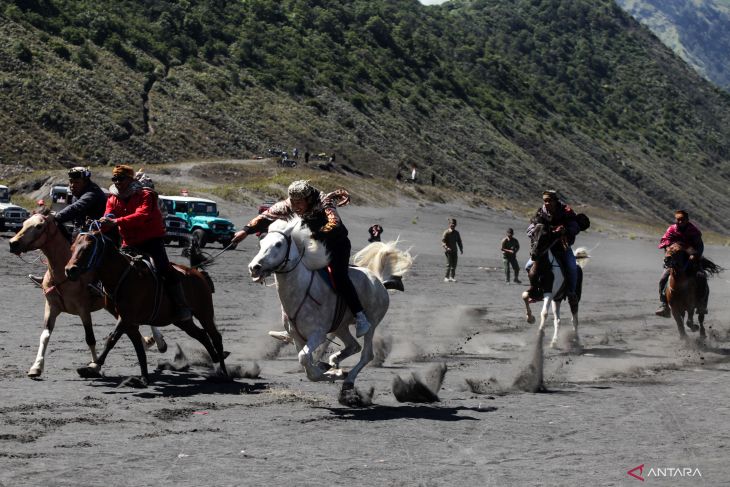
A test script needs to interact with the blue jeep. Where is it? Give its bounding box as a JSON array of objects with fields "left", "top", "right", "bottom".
[{"left": 159, "top": 195, "right": 236, "bottom": 248}]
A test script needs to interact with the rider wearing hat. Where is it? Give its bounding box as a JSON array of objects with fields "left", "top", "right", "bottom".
[
  {"left": 55, "top": 166, "right": 107, "bottom": 235},
  {"left": 655, "top": 210, "right": 706, "bottom": 317},
  {"left": 232, "top": 180, "right": 372, "bottom": 339},
  {"left": 99, "top": 164, "right": 192, "bottom": 323},
  {"left": 526, "top": 190, "right": 580, "bottom": 303},
  {"left": 28, "top": 167, "right": 107, "bottom": 286}
]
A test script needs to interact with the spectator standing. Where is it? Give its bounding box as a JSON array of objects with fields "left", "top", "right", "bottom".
[
  {"left": 441, "top": 218, "right": 463, "bottom": 282},
  {"left": 500, "top": 228, "right": 521, "bottom": 284},
  {"left": 368, "top": 224, "right": 383, "bottom": 243},
  {"left": 304, "top": 151, "right": 310, "bottom": 164}
]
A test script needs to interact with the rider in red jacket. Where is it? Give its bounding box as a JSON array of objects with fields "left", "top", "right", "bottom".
[
  {"left": 655, "top": 209, "right": 705, "bottom": 317},
  {"left": 99, "top": 165, "right": 191, "bottom": 323}
]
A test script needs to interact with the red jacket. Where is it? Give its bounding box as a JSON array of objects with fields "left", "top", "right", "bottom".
[{"left": 105, "top": 188, "right": 165, "bottom": 247}]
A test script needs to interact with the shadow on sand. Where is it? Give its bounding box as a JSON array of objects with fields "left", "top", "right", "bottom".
[
  {"left": 82, "top": 370, "right": 268, "bottom": 398},
  {"left": 320, "top": 404, "right": 495, "bottom": 422}
]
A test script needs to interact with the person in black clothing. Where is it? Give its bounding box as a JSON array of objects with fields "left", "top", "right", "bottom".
[
  {"left": 368, "top": 224, "right": 383, "bottom": 243},
  {"left": 232, "top": 180, "right": 372, "bottom": 341},
  {"left": 29, "top": 166, "right": 107, "bottom": 286},
  {"left": 55, "top": 166, "right": 108, "bottom": 235}
]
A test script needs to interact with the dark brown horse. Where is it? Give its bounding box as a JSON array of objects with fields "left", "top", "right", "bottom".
[
  {"left": 65, "top": 230, "right": 227, "bottom": 386},
  {"left": 664, "top": 243, "right": 721, "bottom": 339}
]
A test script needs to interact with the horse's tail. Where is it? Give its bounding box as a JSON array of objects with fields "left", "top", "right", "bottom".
[
  {"left": 353, "top": 239, "right": 413, "bottom": 283},
  {"left": 701, "top": 257, "right": 723, "bottom": 277},
  {"left": 574, "top": 246, "right": 591, "bottom": 269}
]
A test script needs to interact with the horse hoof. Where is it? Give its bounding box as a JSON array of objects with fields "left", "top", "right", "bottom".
[
  {"left": 687, "top": 323, "right": 699, "bottom": 332},
  {"left": 27, "top": 366, "right": 43, "bottom": 378},
  {"left": 549, "top": 341, "right": 558, "bottom": 349},
  {"left": 77, "top": 365, "right": 102, "bottom": 378},
  {"left": 156, "top": 340, "right": 168, "bottom": 354},
  {"left": 119, "top": 376, "right": 148, "bottom": 388},
  {"left": 527, "top": 316, "right": 535, "bottom": 324},
  {"left": 142, "top": 336, "right": 155, "bottom": 349}
]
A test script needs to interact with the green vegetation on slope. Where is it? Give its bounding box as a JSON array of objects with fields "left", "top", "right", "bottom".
[{"left": 1, "top": 0, "right": 729, "bottom": 230}]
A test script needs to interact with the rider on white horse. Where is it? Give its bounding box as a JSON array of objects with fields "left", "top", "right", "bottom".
[
  {"left": 526, "top": 190, "right": 580, "bottom": 305},
  {"left": 231, "top": 180, "right": 372, "bottom": 341}
]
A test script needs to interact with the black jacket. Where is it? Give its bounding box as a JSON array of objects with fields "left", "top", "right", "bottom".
[{"left": 55, "top": 181, "right": 107, "bottom": 230}]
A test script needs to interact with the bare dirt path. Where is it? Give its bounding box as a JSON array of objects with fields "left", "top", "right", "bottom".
[{"left": 1, "top": 200, "right": 729, "bottom": 486}]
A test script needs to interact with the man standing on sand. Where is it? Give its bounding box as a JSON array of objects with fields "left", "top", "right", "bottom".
[
  {"left": 501, "top": 228, "right": 521, "bottom": 284},
  {"left": 442, "top": 218, "right": 463, "bottom": 282}
]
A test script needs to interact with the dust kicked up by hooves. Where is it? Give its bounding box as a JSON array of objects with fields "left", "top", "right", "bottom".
[
  {"left": 157, "top": 344, "right": 260, "bottom": 379},
  {"left": 392, "top": 362, "right": 447, "bottom": 403}
]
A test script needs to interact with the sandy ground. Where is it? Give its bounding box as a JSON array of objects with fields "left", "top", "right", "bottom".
[{"left": 1, "top": 199, "right": 729, "bottom": 486}]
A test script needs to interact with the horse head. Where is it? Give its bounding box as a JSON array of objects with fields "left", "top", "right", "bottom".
[
  {"left": 65, "top": 230, "right": 111, "bottom": 281},
  {"left": 248, "top": 219, "right": 297, "bottom": 282},
  {"left": 8, "top": 210, "right": 62, "bottom": 254},
  {"left": 530, "top": 223, "right": 560, "bottom": 260},
  {"left": 248, "top": 218, "right": 329, "bottom": 282},
  {"left": 663, "top": 242, "right": 690, "bottom": 272}
]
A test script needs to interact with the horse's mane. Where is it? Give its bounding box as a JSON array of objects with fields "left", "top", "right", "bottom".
[
  {"left": 353, "top": 239, "right": 413, "bottom": 280},
  {"left": 665, "top": 242, "right": 723, "bottom": 277},
  {"left": 269, "top": 217, "right": 330, "bottom": 270}
]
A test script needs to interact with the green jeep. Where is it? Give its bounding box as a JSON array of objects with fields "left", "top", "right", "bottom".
[{"left": 159, "top": 195, "right": 236, "bottom": 248}]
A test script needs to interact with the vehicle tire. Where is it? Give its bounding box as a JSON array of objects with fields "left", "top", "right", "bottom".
[
  {"left": 220, "top": 238, "right": 237, "bottom": 250},
  {"left": 192, "top": 229, "right": 207, "bottom": 248},
  {"left": 177, "top": 237, "right": 189, "bottom": 247}
]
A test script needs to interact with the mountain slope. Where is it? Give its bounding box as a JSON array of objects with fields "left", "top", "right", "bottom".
[
  {"left": 1, "top": 0, "right": 730, "bottom": 230},
  {"left": 617, "top": 0, "right": 730, "bottom": 91}
]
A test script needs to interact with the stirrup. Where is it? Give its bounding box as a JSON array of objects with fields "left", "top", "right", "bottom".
[
  {"left": 655, "top": 305, "right": 670, "bottom": 318},
  {"left": 268, "top": 330, "right": 293, "bottom": 344},
  {"left": 28, "top": 274, "right": 43, "bottom": 287}
]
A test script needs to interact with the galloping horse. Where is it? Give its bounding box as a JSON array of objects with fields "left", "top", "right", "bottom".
[
  {"left": 663, "top": 242, "right": 721, "bottom": 339},
  {"left": 65, "top": 229, "right": 227, "bottom": 386},
  {"left": 247, "top": 218, "right": 412, "bottom": 399},
  {"left": 8, "top": 212, "right": 166, "bottom": 378},
  {"left": 522, "top": 223, "right": 584, "bottom": 349}
]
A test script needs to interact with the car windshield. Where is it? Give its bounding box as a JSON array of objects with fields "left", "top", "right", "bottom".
[
  {"left": 0, "top": 187, "right": 8, "bottom": 202},
  {"left": 192, "top": 202, "right": 217, "bottom": 215}
]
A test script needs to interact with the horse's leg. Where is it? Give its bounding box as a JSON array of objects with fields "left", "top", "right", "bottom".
[
  {"left": 537, "top": 295, "right": 552, "bottom": 336},
  {"left": 330, "top": 325, "right": 361, "bottom": 369},
  {"left": 150, "top": 326, "right": 168, "bottom": 353},
  {"left": 686, "top": 307, "right": 697, "bottom": 331},
  {"left": 571, "top": 303, "right": 580, "bottom": 348},
  {"left": 79, "top": 309, "right": 98, "bottom": 365},
  {"left": 299, "top": 330, "right": 328, "bottom": 381},
  {"left": 698, "top": 312, "right": 706, "bottom": 339},
  {"left": 195, "top": 310, "right": 228, "bottom": 376},
  {"left": 671, "top": 309, "right": 687, "bottom": 340},
  {"left": 125, "top": 326, "right": 151, "bottom": 386},
  {"left": 522, "top": 291, "right": 535, "bottom": 324},
  {"left": 78, "top": 319, "right": 125, "bottom": 378},
  {"left": 28, "top": 301, "right": 59, "bottom": 378},
  {"left": 174, "top": 318, "right": 222, "bottom": 366},
  {"left": 341, "top": 324, "right": 375, "bottom": 387},
  {"left": 550, "top": 300, "right": 561, "bottom": 348}
]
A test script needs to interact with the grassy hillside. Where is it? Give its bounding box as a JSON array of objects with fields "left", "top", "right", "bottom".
[
  {"left": 617, "top": 0, "right": 730, "bottom": 92},
  {"left": 1, "top": 0, "right": 730, "bottom": 230}
]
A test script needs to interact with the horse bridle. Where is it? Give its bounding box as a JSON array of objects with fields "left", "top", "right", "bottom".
[
  {"left": 266, "top": 230, "right": 304, "bottom": 274},
  {"left": 23, "top": 214, "right": 60, "bottom": 250}
]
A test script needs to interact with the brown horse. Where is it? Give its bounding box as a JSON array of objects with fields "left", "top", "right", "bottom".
[
  {"left": 8, "top": 212, "right": 167, "bottom": 378},
  {"left": 663, "top": 242, "right": 721, "bottom": 339},
  {"left": 65, "top": 229, "right": 227, "bottom": 386}
]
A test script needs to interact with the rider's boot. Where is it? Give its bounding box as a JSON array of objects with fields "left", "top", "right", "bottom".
[
  {"left": 28, "top": 274, "right": 44, "bottom": 287},
  {"left": 166, "top": 281, "right": 193, "bottom": 323},
  {"left": 655, "top": 292, "right": 670, "bottom": 318},
  {"left": 268, "top": 330, "right": 293, "bottom": 344},
  {"left": 355, "top": 311, "right": 371, "bottom": 337}
]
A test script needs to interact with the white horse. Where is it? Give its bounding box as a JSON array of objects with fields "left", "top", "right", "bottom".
[
  {"left": 247, "top": 218, "right": 412, "bottom": 397},
  {"left": 521, "top": 224, "right": 588, "bottom": 349}
]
